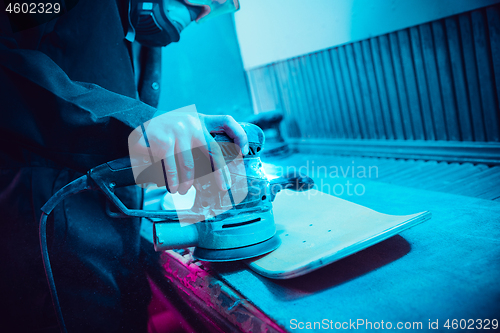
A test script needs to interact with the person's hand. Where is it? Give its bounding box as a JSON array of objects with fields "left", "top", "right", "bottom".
[{"left": 129, "top": 107, "right": 249, "bottom": 195}]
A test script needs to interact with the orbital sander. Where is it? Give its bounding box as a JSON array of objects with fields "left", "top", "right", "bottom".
[
  {"left": 38, "top": 122, "right": 312, "bottom": 332},
  {"left": 40, "top": 123, "right": 314, "bottom": 262},
  {"left": 151, "top": 123, "right": 314, "bottom": 261}
]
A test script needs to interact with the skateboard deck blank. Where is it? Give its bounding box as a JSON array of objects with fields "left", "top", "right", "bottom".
[{"left": 246, "top": 189, "right": 431, "bottom": 279}]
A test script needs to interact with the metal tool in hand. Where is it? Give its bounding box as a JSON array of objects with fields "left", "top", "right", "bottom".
[{"left": 43, "top": 124, "right": 312, "bottom": 263}]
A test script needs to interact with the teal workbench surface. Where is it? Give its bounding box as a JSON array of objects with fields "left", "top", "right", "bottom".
[{"left": 209, "top": 154, "right": 500, "bottom": 331}]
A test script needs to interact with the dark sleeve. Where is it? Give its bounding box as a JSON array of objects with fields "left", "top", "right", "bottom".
[{"left": 0, "top": 38, "right": 155, "bottom": 172}]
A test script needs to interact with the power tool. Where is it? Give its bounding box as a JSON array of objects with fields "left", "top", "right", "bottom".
[
  {"left": 39, "top": 122, "right": 313, "bottom": 332},
  {"left": 151, "top": 123, "right": 314, "bottom": 261}
]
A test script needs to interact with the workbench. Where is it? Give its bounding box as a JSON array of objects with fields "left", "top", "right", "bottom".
[{"left": 142, "top": 153, "right": 500, "bottom": 332}]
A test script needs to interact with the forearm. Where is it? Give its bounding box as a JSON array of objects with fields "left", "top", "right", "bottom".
[{"left": 0, "top": 43, "right": 155, "bottom": 171}]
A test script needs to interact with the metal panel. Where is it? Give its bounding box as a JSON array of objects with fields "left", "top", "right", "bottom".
[
  {"left": 338, "top": 46, "right": 363, "bottom": 138},
  {"left": 313, "top": 52, "right": 337, "bottom": 138},
  {"left": 301, "top": 54, "right": 325, "bottom": 139},
  {"left": 370, "top": 37, "right": 395, "bottom": 139},
  {"left": 472, "top": 10, "right": 500, "bottom": 142},
  {"left": 247, "top": 4, "right": 500, "bottom": 147},
  {"left": 390, "top": 31, "right": 414, "bottom": 140},
  {"left": 459, "top": 13, "right": 486, "bottom": 142},
  {"left": 353, "top": 42, "right": 379, "bottom": 139},
  {"left": 488, "top": 7, "right": 500, "bottom": 119},
  {"left": 433, "top": 20, "right": 461, "bottom": 141},
  {"left": 445, "top": 17, "right": 473, "bottom": 141},
  {"left": 409, "top": 26, "right": 435, "bottom": 140},
  {"left": 419, "top": 23, "right": 448, "bottom": 141},
  {"left": 398, "top": 29, "right": 425, "bottom": 140},
  {"left": 330, "top": 48, "right": 356, "bottom": 138},
  {"left": 272, "top": 62, "right": 292, "bottom": 139},
  {"left": 361, "top": 40, "right": 386, "bottom": 139},
  {"left": 376, "top": 34, "right": 406, "bottom": 140}
]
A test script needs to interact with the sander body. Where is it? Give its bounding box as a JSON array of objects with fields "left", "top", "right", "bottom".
[
  {"left": 43, "top": 123, "right": 314, "bottom": 262},
  {"left": 151, "top": 123, "right": 313, "bottom": 261}
]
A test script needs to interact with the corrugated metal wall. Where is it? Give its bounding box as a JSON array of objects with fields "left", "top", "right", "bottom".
[{"left": 247, "top": 4, "right": 500, "bottom": 143}]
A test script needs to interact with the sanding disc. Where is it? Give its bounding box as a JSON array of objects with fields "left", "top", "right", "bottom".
[{"left": 193, "top": 235, "right": 281, "bottom": 262}]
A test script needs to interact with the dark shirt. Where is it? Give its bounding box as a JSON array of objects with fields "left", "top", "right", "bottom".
[
  {"left": 0, "top": 1, "right": 156, "bottom": 331},
  {"left": 0, "top": 0, "right": 155, "bottom": 172}
]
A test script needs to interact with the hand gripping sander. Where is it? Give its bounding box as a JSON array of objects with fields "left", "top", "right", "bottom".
[
  {"left": 151, "top": 123, "right": 314, "bottom": 261},
  {"left": 41, "top": 123, "right": 314, "bottom": 262},
  {"left": 39, "top": 122, "right": 313, "bottom": 332}
]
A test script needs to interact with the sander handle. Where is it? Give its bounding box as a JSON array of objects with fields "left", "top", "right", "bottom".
[{"left": 88, "top": 157, "right": 201, "bottom": 220}]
